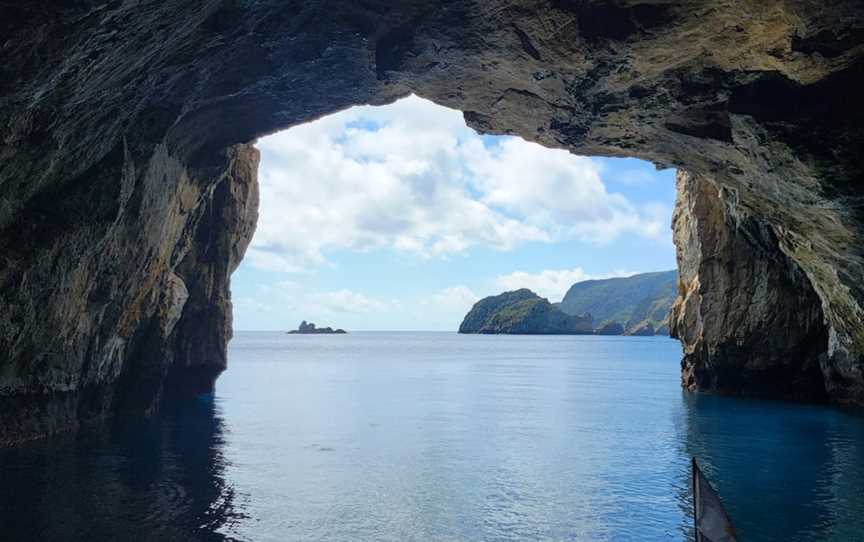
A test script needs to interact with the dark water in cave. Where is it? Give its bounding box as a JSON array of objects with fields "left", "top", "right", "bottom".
[{"left": 1, "top": 332, "right": 863, "bottom": 541}]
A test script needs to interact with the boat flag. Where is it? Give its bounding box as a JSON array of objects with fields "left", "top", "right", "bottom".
[{"left": 692, "top": 457, "right": 738, "bottom": 542}]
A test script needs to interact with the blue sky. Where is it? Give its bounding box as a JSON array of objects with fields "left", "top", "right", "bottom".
[{"left": 232, "top": 96, "right": 677, "bottom": 331}]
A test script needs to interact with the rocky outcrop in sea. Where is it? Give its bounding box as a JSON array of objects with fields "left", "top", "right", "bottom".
[
  {"left": 459, "top": 290, "right": 593, "bottom": 335},
  {"left": 288, "top": 321, "right": 346, "bottom": 334}
]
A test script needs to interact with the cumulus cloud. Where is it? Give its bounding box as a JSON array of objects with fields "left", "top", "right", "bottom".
[
  {"left": 307, "top": 289, "right": 389, "bottom": 314},
  {"left": 233, "top": 281, "right": 480, "bottom": 331},
  {"left": 248, "top": 95, "right": 668, "bottom": 272},
  {"left": 465, "top": 138, "right": 670, "bottom": 245},
  {"left": 428, "top": 286, "right": 480, "bottom": 312},
  {"left": 234, "top": 281, "right": 390, "bottom": 327},
  {"left": 494, "top": 267, "right": 637, "bottom": 302}
]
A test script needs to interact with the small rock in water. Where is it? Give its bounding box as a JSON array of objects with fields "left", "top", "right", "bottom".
[{"left": 287, "top": 320, "right": 347, "bottom": 334}]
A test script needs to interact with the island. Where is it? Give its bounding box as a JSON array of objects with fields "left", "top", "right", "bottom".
[
  {"left": 459, "top": 289, "right": 593, "bottom": 334},
  {"left": 459, "top": 271, "right": 679, "bottom": 337},
  {"left": 287, "top": 321, "right": 347, "bottom": 334}
]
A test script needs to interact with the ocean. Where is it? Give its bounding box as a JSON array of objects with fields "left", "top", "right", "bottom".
[{"left": 1, "top": 331, "right": 862, "bottom": 541}]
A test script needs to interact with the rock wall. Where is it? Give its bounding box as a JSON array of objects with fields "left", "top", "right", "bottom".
[
  {"left": 670, "top": 171, "right": 829, "bottom": 400},
  {"left": 1, "top": 1, "right": 863, "bottom": 443},
  {"left": 0, "top": 139, "right": 259, "bottom": 445}
]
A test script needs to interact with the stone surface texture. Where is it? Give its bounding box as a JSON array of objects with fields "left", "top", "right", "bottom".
[
  {"left": 1, "top": 1, "right": 863, "bottom": 443},
  {"left": 670, "top": 170, "right": 831, "bottom": 400}
]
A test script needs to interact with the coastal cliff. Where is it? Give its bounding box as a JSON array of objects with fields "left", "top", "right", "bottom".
[
  {"left": 670, "top": 171, "right": 830, "bottom": 400},
  {"left": 0, "top": 141, "right": 258, "bottom": 445},
  {"left": 559, "top": 271, "right": 676, "bottom": 335},
  {"left": 1, "top": 1, "right": 863, "bottom": 443},
  {"left": 459, "top": 290, "right": 593, "bottom": 335}
]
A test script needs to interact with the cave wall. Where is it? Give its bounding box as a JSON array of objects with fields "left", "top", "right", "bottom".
[
  {"left": 1, "top": 0, "right": 863, "bottom": 443},
  {"left": 0, "top": 138, "right": 258, "bottom": 445},
  {"left": 670, "top": 170, "right": 829, "bottom": 401}
]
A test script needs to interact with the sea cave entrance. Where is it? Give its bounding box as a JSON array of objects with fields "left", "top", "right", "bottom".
[
  {"left": 207, "top": 98, "right": 855, "bottom": 541},
  {"left": 226, "top": 90, "right": 835, "bottom": 402},
  {"left": 231, "top": 95, "right": 680, "bottom": 337}
]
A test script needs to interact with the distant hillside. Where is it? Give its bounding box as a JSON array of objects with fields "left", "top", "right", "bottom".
[
  {"left": 557, "top": 270, "right": 677, "bottom": 334},
  {"left": 459, "top": 289, "right": 593, "bottom": 334}
]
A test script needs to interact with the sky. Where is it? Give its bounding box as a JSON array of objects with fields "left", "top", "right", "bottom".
[{"left": 231, "top": 95, "right": 677, "bottom": 331}]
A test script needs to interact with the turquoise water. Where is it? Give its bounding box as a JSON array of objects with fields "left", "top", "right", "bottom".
[{"left": 1, "top": 332, "right": 863, "bottom": 541}]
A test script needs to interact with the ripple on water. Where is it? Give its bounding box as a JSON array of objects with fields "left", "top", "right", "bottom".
[{"left": 1, "top": 332, "right": 863, "bottom": 541}]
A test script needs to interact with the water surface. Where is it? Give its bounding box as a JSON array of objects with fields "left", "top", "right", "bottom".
[{"left": 1, "top": 332, "right": 863, "bottom": 541}]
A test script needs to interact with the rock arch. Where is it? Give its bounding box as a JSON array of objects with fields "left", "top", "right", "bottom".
[{"left": 1, "top": 1, "right": 862, "bottom": 444}]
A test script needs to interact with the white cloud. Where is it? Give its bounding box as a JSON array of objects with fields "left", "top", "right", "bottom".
[
  {"left": 233, "top": 280, "right": 391, "bottom": 330},
  {"left": 428, "top": 285, "right": 480, "bottom": 312},
  {"left": 464, "top": 138, "right": 669, "bottom": 245},
  {"left": 233, "top": 296, "right": 275, "bottom": 314},
  {"left": 249, "top": 95, "right": 669, "bottom": 272},
  {"left": 494, "top": 268, "right": 638, "bottom": 302},
  {"left": 233, "top": 280, "right": 481, "bottom": 331},
  {"left": 307, "top": 289, "right": 389, "bottom": 314}
]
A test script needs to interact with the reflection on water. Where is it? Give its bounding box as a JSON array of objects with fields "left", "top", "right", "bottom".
[
  {"left": 1, "top": 332, "right": 863, "bottom": 541},
  {"left": 0, "top": 398, "right": 241, "bottom": 541},
  {"left": 680, "top": 392, "right": 864, "bottom": 541}
]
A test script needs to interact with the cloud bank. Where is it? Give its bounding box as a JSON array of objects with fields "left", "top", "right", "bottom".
[
  {"left": 494, "top": 268, "right": 637, "bottom": 302},
  {"left": 248, "top": 95, "right": 669, "bottom": 272}
]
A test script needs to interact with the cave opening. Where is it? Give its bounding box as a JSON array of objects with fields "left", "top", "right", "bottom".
[
  {"left": 202, "top": 95, "right": 848, "bottom": 540},
  {"left": 231, "top": 94, "right": 679, "bottom": 335}
]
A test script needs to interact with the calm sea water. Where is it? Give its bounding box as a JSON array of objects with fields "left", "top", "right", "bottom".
[{"left": 2, "top": 332, "right": 863, "bottom": 541}]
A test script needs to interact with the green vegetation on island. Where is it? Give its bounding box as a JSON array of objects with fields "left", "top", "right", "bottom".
[
  {"left": 459, "top": 289, "right": 593, "bottom": 334},
  {"left": 459, "top": 271, "right": 677, "bottom": 336},
  {"left": 557, "top": 270, "right": 676, "bottom": 335}
]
